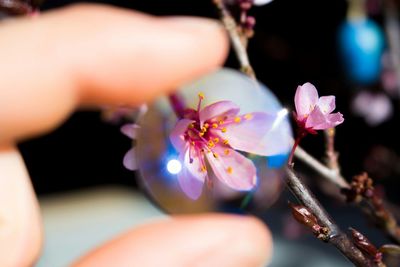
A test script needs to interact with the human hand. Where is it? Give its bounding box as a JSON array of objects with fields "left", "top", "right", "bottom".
[{"left": 0, "top": 4, "right": 272, "bottom": 267}]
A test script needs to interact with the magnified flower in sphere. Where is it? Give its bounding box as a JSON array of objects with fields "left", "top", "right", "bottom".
[{"left": 169, "top": 93, "right": 276, "bottom": 199}]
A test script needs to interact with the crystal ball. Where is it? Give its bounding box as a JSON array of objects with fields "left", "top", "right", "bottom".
[{"left": 135, "top": 68, "right": 293, "bottom": 214}]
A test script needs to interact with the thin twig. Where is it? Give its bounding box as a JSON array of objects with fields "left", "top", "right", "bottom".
[
  {"left": 295, "top": 146, "right": 400, "bottom": 244},
  {"left": 383, "top": 0, "right": 400, "bottom": 97},
  {"left": 213, "top": 0, "right": 256, "bottom": 79},
  {"left": 324, "top": 128, "right": 340, "bottom": 173},
  {"left": 295, "top": 146, "right": 349, "bottom": 188}
]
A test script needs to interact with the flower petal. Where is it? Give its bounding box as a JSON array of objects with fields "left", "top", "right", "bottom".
[
  {"left": 206, "top": 147, "right": 257, "bottom": 191},
  {"left": 218, "top": 112, "right": 276, "bottom": 156},
  {"left": 199, "top": 100, "right": 240, "bottom": 125},
  {"left": 294, "top": 83, "right": 319, "bottom": 118},
  {"left": 177, "top": 167, "right": 204, "bottom": 200},
  {"left": 123, "top": 148, "right": 137, "bottom": 171},
  {"left": 120, "top": 123, "right": 140, "bottom": 139},
  {"left": 305, "top": 106, "right": 327, "bottom": 129},
  {"left": 169, "top": 119, "right": 194, "bottom": 152},
  {"left": 317, "top": 96, "right": 336, "bottom": 114},
  {"left": 325, "top": 112, "right": 344, "bottom": 127},
  {"left": 307, "top": 109, "right": 344, "bottom": 130},
  {"left": 177, "top": 146, "right": 206, "bottom": 200}
]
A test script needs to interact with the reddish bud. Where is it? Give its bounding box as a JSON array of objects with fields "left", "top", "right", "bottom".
[
  {"left": 245, "top": 16, "right": 256, "bottom": 28},
  {"left": 289, "top": 203, "right": 320, "bottom": 234},
  {"left": 349, "top": 228, "right": 379, "bottom": 259}
]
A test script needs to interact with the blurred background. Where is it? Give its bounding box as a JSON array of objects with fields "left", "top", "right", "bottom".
[{"left": 11, "top": 0, "right": 400, "bottom": 266}]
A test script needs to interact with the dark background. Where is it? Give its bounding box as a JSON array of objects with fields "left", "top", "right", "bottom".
[{"left": 18, "top": 0, "right": 400, "bottom": 207}]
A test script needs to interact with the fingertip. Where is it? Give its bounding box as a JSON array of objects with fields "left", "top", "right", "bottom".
[
  {"left": 0, "top": 4, "right": 229, "bottom": 144},
  {"left": 73, "top": 214, "right": 272, "bottom": 267},
  {"left": 181, "top": 214, "right": 273, "bottom": 267}
]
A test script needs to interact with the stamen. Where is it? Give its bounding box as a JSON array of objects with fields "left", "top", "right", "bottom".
[
  {"left": 189, "top": 146, "right": 194, "bottom": 163},
  {"left": 207, "top": 140, "right": 215, "bottom": 148},
  {"left": 213, "top": 137, "right": 219, "bottom": 143},
  {"left": 201, "top": 126, "right": 207, "bottom": 133},
  {"left": 197, "top": 92, "right": 205, "bottom": 112},
  {"left": 244, "top": 113, "right": 253, "bottom": 120},
  {"left": 219, "top": 120, "right": 225, "bottom": 125},
  {"left": 223, "top": 139, "right": 229, "bottom": 145},
  {"left": 213, "top": 153, "right": 219, "bottom": 159},
  {"left": 212, "top": 123, "right": 218, "bottom": 129},
  {"left": 221, "top": 127, "right": 227, "bottom": 133},
  {"left": 200, "top": 165, "right": 207, "bottom": 173},
  {"left": 224, "top": 149, "right": 230, "bottom": 155},
  {"left": 234, "top": 117, "right": 241, "bottom": 123},
  {"left": 189, "top": 123, "right": 194, "bottom": 128},
  {"left": 227, "top": 167, "right": 233, "bottom": 174},
  {"left": 204, "top": 123, "right": 209, "bottom": 128},
  {"left": 190, "top": 127, "right": 208, "bottom": 143}
]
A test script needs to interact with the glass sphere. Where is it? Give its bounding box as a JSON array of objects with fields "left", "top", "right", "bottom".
[{"left": 135, "top": 68, "right": 292, "bottom": 214}]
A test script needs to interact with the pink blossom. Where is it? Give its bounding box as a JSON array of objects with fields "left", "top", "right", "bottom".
[
  {"left": 294, "top": 83, "right": 344, "bottom": 133},
  {"left": 169, "top": 94, "right": 275, "bottom": 200},
  {"left": 121, "top": 123, "right": 140, "bottom": 171}
]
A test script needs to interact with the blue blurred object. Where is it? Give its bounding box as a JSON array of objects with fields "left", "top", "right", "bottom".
[
  {"left": 267, "top": 154, "right": 289, "bottom": 169},
  {"left": 338, "top": 18, "right": 385, "bottom": 85}
]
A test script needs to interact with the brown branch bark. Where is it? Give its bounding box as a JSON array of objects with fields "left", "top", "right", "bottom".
[
  {"left": 286, "top": 168, "right": 378, "bottom": 267},
  {"left": 213, "top": 0, "right": 256, "bottom": 79}
]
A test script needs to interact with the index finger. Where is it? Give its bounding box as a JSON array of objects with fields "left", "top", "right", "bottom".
[{"left": 0, "top": 4, "right": 228, "bottom": 145}]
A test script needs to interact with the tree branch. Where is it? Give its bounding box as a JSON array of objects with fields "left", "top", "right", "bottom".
[
  {"left": 213, "top": 0, "right": 255, "bottom": 79},
  {"left": 295, "top": 144, "right": 400, "bottom": 244},
  {"left": 286, "top": 168, "right": 377, "bottom": 267}
]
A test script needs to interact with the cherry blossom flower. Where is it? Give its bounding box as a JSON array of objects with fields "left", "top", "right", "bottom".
[
  {"left": 120, "top": 105, "right": 148, "bottom": 171},
  {"left": 169, "top": 93, "right": 275, "bottom": 200},
  {"left": 121, "top": 123, "right": 140, "bottom": 171},
  {"left": 294, "top": 82, "right": 344, "bottom": 134}
]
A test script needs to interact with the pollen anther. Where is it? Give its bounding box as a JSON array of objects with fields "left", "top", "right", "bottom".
[
  {"left": 227, "top": 167, "right": 233, "bottom": 174},
  {"left": 207, "top": 140, "right": 215, "bottom": 148},
  {"left": 244, "top": 114, "right": 253, "bottom": 120}
]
